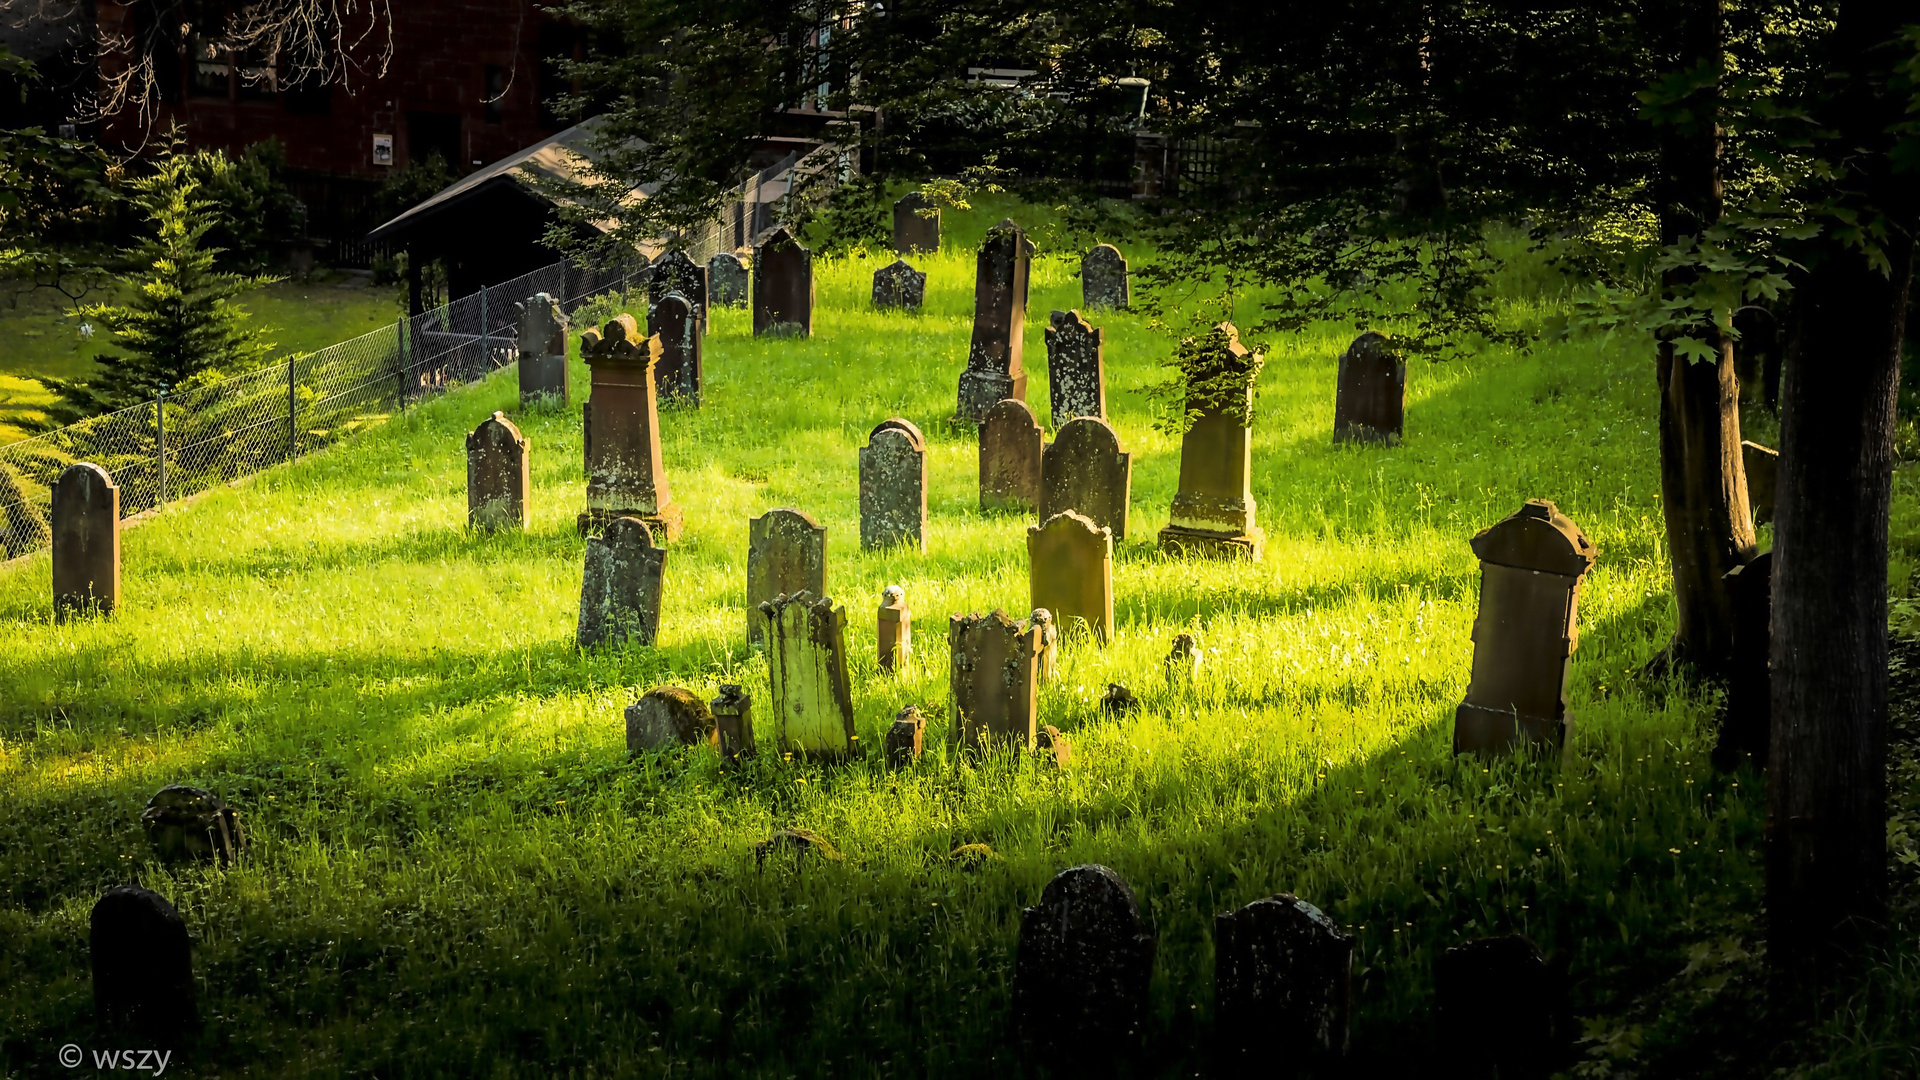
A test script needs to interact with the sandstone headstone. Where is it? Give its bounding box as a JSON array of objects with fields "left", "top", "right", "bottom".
[
  {"left": 92, "top": 885, "right": 195, "bottom": 1040},
  {"left": 579, "top": 314, "right": 682, "bottom": 539},
  {"left": 1158, "top": 323, "right": 1266, "bottom": 559},
  {"left": 1081, "top": 243, "right": 1129, "bottom": 310},
  {"left": 1036, "top": 723, "right": 1072, "bottom": 767},
  {"left": 1333, "top": 331, "right": 1407, "bottom": 446},
  {"left": 886, "top": 704, "right": 926, "bottom": 768},
  {"left": 516, "top": 292, "right": 570, "bottom": 405},
  {"left": 712, "top": 684, "right": 755, "bottom": 760},
  {"left": 1166, "top": 632, "right": 1201, "bottom": 683},
  {"left": 1013, "top": 864, "right": 1156, "bottom": 1074},
  {"left": 649, "top": 291, "right": 702, "bottom": 405},
  {"left": 51, "top": 462, "right": 119, "bottom": 620},
  {"left": 1040, "top": 416, "right": 1132, "bottom": 541},
  {"left": 981, "top": 398, "right": 1044, "bottom": 512},
  {"left": 647, "top": 250, "right": 709, "bottom": 333},
  {"left": 1029, "top": 511, "right": 1113, "bottom": 645},
  {"left": 141, "top": 786, "right": 244, "bottom": 866},
  {"left": 1453, "top": 499, "right": 1596, "bottom": 756},
  {"left": 467, "top": 411, "right": 530, "bottom": 532},
  {"left": 956, "top": 219, "right": 1036, "bottom": 422},
  {"left": 1046, "top": 309, "right": 1107, "bottom": 423},
  {"left": 577, "top": 516, "right": 667, "bottom": 649},
  {"left": 761, "top": 591, "right": 857, "bottom": 757},
  {"left": 871, "top": 258, "right": 927, "bottom": 311},
  {"left": 859, "top": 418, "right": 928, "bottom": 552},
  {"left": 1215, "top": 893, "right": 1354, "bottom": 1071},
  {"left": 753, "top": 226, "right": 813, "bottom": 337},
  {"left": 948, "top": 609, "right": 1041, "bottom": 749},
  {"left": 708, "top": 252, "right": 749, "bottom": 307},
  {"left": 1434, "top": 935, "right": 1571, "bottom": 1080},
  {"left": 1716, "top": 551, "right": 1773, "bottom": 770},
  {"left": 893, "top": 191, "right": 940, "bottom": 254},
  {"left": 878, "top": 584, "right": 912, "bottom": 673},
  {"left": 1031, "top": 607, "right": 1059, "bottom": 683},
  {"left": 747, "top": 508, "right": 827, "bottom": 645},
  {"left": 626, "top": 686, "right": 716, "bottom": 753},
  {"left": 1743, "top": 440, "right": 1778, "bottom": 526}
]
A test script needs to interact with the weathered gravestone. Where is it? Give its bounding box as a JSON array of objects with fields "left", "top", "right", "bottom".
[
  {"left": 747, "top": 508, "right": 827, "bottom": 645},
  {"left": 577, "top": 516, "right": 667, "bottom": 649},
  {"left": 859, "top": 419, "right": 928, "bottom": 552},
  {"left": 1434, "top": 935, "right": 1572, "bottom": 1080},
  {"left": 1333, "top": 331, "right": 1407, "bottom": 446},
  {"left": 753, "top": 227, "right": 814, "bottom": 337},
  {"left": 649, "top": 292, "right": 702, "bottom": 405},
  {"left": 1032, "top": 607, "right": 1059, "bottom": 684},
  {"left": 466, "top": 411, "right": 530, "bottom": 532},
  {"left": 893, "top": 191, "right": 940, "bottom": 254},
  {"left": 1029, "top": 511, "right": 1114, "bottom": 645},
  {"left": 1036, "top": 723, "right": 1072, "bottom": 767},
  {"left": 981, "top": 398, "right": 1044, "bottom": 512},
  {"left": 949, "top": 609, "right": 1041, "bottom": 749},
  {"left": 1013, "top": 864, "right": 1156, "bottom": 1074},
  {"left": 871, "top": 259, "right": 927, "bottom": 311},
  {"left": 647, "top": 250, "right": 709, "bottom": 333},
  {"left": 626, "top": 685, "right": 716, "bottom": 754},
  {"left": 1158, "top": 323, "right": 1266, "bottom": 559},
  {"left": 761, "top": 591, "right": 858, "bottom": 757},
  {"left": 92, "top": 886, "right": 195, "bottom": 1041},
  {"left": 886, "top": 704, "right": 926, "bottom": 768},
  {"left": 1743, "top": 440, "right": 1778, "bottom": 525},
  {"left": 708, "top": 252, "right": 749, "bottom": 308},
  {"left": 712, "top": 684, "right": 755, "bottom": 760},
  {"left": 1081, "top": 243, "right": 1130, "bottom": 310},
  {"left": 878, "top": 584, "right": 912, "bottom": 673},
  {"left": 1715, "top": 551, "right": 1773, "bottom": 770},
  {"left": 52, "top": 462, "right": 119, "bottom": 620},
  {"left": 1046, "top": 309, "right": 1107, "bottom": 424},
  {"left": 956, "top": 219, "right": 1036, "bottom": 423},
  {"left": 1215, "top": 893, "right": 1354, "bottom": 1073},
  {"left": 141, "top": 785, "right": 244, "bottom": 865},
  {"left": 516, "top": 292, "right": 569, "bottom": 405},
  {"left": 1453, "top": 499, "right": 1597, "bottom": 756},
  {"left": 1041, "top": 416, "right": 1132, "bottom": 541},
  {"left": 579, "top": 314, "right": 683, "bottom": 539},
  {"left": 1166, "top": 632, "right": 1201, "bottom": 684}
]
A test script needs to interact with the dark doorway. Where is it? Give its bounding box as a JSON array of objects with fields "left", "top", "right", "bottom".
[{"left": 406, "top": 112, "right": 461, "bottom": 170}]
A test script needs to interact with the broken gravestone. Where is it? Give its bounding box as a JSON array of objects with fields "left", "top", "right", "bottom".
[
  {"left": 872, "top": 259, "right": 927, "bottom": 311},
  {"left": 712, "top": 684, "right": 755, "bottom": 760},
  {"left": 647, "top": 250, "right": 709, "bottom": 334},
  {"left": 52, "top": 461, "right": 119, "bottom": 621},
  {"left": 981, "top": 397, "right": 1044, "bottom": 513},
  {"left": 626, "top": 685, "right": 716, "bottom": 754},
  {"left": 1743, "top": 440, "right": 1778, "bottom": 526},
  {"left": 577, "top": 516, "right": 667, "bottom": 649},
  {"left": 957, "top": 219, "right": 1036, "bottom": 422},
  {"left": 467, "top": 411, "right": 530, "bottom": 532},
  {"left": 753, "top": 226, "right": 813, "bottom": 337},
  {"left": 1013, "top": 864, "right": 1156, "bottom": 1074},
  {"left": 859, "top": 418, "right": 929, "bottom": 552},
  {"left": 649, "top": 291, "right": 702, "bottom": 405},
  {"left": 886, "top": 704, "right": 926, "bottom": 768},
  {"left": 1029, "top": 510, "right": 1114, "bottom": 645},
  {"left": 579, "top": 314, "right": 682, "bottom": 539},
  {"left": 761, "top": 591, "right": 858, "bottom": 757},
  {"left": 1333, "top": 331, "right": 1407, "bottom": 446},
  {"left": 893, "top": 191, "right": 941, "bottom": 254},
  {"left": 1715, "top": 551, "right": 1773, "bottom": 770},
  {"left": 92, "top": 886, "right": 196, "bottom": 1041},
  {"left": 948, "top": 609, "right": 1041, "bottom": 749},
  {"left": 708, "top": 252, "right": 748, "bottom": 307},
  {"left": 1040, "top": 416, "right": 1132, "bottom": 541},
  {"left": 747, "top": 508, "right": 827, "bottom": 645},
  {"left": 1159, "top": 323, "right": 1266, "bottom": 559},
  {"left": 1081, "top": 243, "right": 1130, "bottom": 310},
  {"left": 1214, "top": 893, "right": 1354, "bottom": 1071},
  {"left": 1434, "top": 934, "right": 1572, "bottom": 1080},
  {"left": 1046, "top": 309, "right": 1107, "bottom": 424},
  {"left": 516, "top": 292, "right": 569, "bottom": 405},
  {"left": 141, "top": 785, "right": 244, "bottom": 865},
  {"left": 879, "top": 584, "right": 912, "bottom": 673}
]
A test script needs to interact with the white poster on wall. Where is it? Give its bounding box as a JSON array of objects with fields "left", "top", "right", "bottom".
[{"left": 372, "top": 134, "right": 394, "bottom": 166}]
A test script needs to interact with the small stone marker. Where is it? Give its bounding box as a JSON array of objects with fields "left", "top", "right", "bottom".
[
  {"left": 648, "top": 292, "right": 702, "bottom": 405},
  {"left": 577, "top": 516, "right": 667, "bottom": 649},
  {"left": 747, "top": 508, "right": 827, "bottom": 645},
  {"left": 752, "top": 226, "right": 813, "bottom": 337},
  {"left": 92, "top": 885, "right": 195, "bottom": 1039},
  {"left": 893, "top": 190, "right": 940, "bottom": 254},
  {"left": 1013, "top": 864, "right": 1156, "bottom": 1073},
  {"left": 51, "top": 462, "right": 119, "bottom": 620},
  {"left": 1040, "top": 416, "right": 1132, "bottom": 541},
  {"left": 516, "top": 292, "right": 569, "bottom": 405},
  {"left": 712, "top": 684, "right": 755, "bottom": 760},
  {"left": 859, "top": 418, "right": 929, "bottom": 552},
  {"left": 878, "top": 584, "right": 912, "bottom": 673},
  {"left": 1166, "top": 632, "right": 1201, "bottom": 683},
  {"left": 647, "top": 250, "right": 709, "bottom": 333},
  {"left": 1716, "top": 551, "right": 1773, "bottom": 770},
  {"left": 708, "top": 252, "right": 749, "bottom": 307},
  {"left": 1214, "top": 893, "right": 1354, "bottom": 1070},
  {"left": 886, "top": 704, "right": 926, "bottom": 768},
  {"left": 1743, "top": 440, "right": 1778, "bottom": 525},
  {"left": 761, "top": 591, "right": 857, "bottom": 757},
  {"left": 1028, "top": 511, "right": 1114, "bottom": 645},
  {"left": 980, "top": 398, "right": 1044, "bottom": 512},
  {"left": 1037, "top": 723, "right": 1072, "bottom": 766},
  {"left": 1159, "top": 323, "right": 1266, "bottom": 559},
  {"left": 579, "top": 314, "right": 682, "bottom": 539},
  {"left": 957, "top": 219, "right": 1036, "bottom": 422},
  {"left": 1333, "top": 331, "right": 1407, "bottom": 446},
  {"left": 1081, "top": 243, "right": 1129, "bottom": 310},
  {"left": 948, "top": 609, "right": 1041, "bottom": 749},
  {"left": 1046, "top": 309, "right": 1107, "bottom": 424},
  {"left": 466, "top": 411, "right": 530, "bottom": 532},
  {"left": 626, "top": 686, "right": 716, "bottom": 753},
  {"left": 1031, "top": 607, "right": 1059, "bottom": 683},
  {"left": 871, "top": 258, "right": 927, "bottom": 311},
  {"left": 141, "top": 786, "right": 244, "bottom": 865},
  {"left": 755, "top": 827, "right": 841, "bottom": 870},
  {"left": 1101, "top": 682, "right": 1137, "bottom": 714},
  {"left": 1453, "top": 499, "right": 1597, "bottom": 756},
  {"left": 1434, "top": 935, "right": 1571, "bottom": 1079}
]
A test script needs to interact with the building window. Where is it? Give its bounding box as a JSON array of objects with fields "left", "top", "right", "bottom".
[
  {"left": 190, "top": 33, "right": 232, "bottom": 98},
  {"left": 484, "top": 65, "right": 507, "bottom": 124}
]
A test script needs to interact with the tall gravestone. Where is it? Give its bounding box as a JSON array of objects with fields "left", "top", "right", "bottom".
[
  {"left": 871, "top": 259, "right": 927, "bottom": 311},
  {"left": 647, "top": 250, "right": 709, "bottom": 333},
  {"left": 1434, "top": 935, "right": 1571, "bottom": 1080},
  {"left": 708, "top": 252, "right": 749, "bottom": 308},
  {"left": 712, "top": 684, "right": 755, "bottom": 760},
  {"left": 1046, "top": 309, "right": 1107, "bottom": 423},
  {"left": 1159, "top": 323, "right": 1266, "bottom": 559},
  {"left": 859, "top": 418, "right": 928, "bottom": 552},
  {"left": 1333, "top": 331, "right": 1407, "bottom": 446},
  {"left": 467, "top": 411, "right": 530, "bottom": 532},
  {"left": 956, "top": 219, "right": 1036, "bottom": 423},
  {"left": 1215, "top": 893, "right": 1354, "bottom": 1072},
  {"left": 579, "top": 314, "right": 682, "bottom": 539},
  {"left": 626, "top": 686, "right": 716, "bottom": 753},
  {"left": 747, "top": 508, "right": 827, "bottom": 645},
  {"left": 980, "top": 398, "right": 1044, "bottom": 512},
  {"left": 649, "top": 292, "right": 702, "bottom": 405},
  {"left": 1716, "top": 551, "right": 1773, "bottom": 769},
  {"left": 761, "top": 591, "right": 857, "bottom": 757},
  {"left": 1029, "top": 510, "right": 1114, "bottom": 644},
  {"left": 51, "top": 462, "right": 119, "bottom": 620},
  {"left": 753, "top": 227, "right": 814, "bottom": 337},
  {"left": 577, "top": 516, "right": 667, "bottom": 649},
  {"left": 516, "top": 292, "right": 569, "bottom": 405},
  {"left": 1013, "top": 865, "right": 1156, "bottom": 1075},
  {"left": 1041, "top": 416, "right": 1131, "bottom": 541},
  {"left": 878, "top": 584, "right": 912, "bottom": 673},
  {"left": 949, "top": 609, "right": 1041, "bottom": 749},
  {"left": 1081, "top": 243, "right": 1129, "bottom": 310},
  {"left": 893, "top": 191, "right": 940, "bottom": 254},
  {"left": 1453, "top": 499, "right": 1597, "bottom": 756},
  {"left": 91, "top": 886, "right": 195, "bottom": 1041},
  {"left": 1743, "top": 440, "right": 1778, "bottom": 525}
]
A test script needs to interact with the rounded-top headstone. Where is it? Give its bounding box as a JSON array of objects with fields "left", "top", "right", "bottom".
[
  {"left": 51, "top": 461, "right": 120, "bottom": 619},
  {"left": 1014, "top": 864, "right": 1155, "bottom": 1072},
  {"left": 1468, "top": 498, "right": 1595, "bottom": 576},
  {"left": 141, "top": 785, "right": 244, "bottom": 865},
  {"left": 91, "top": 886, "right": 196, "bottom": 1040},
  {"left": 1081, "top": 243, "right": 1129, "bottom": 310},
  {"left": 626, "top": 686, "right": 717, "bottom": 753},
  {"left": 1214, "top": 892, "right": 1354, "bottom": 1067},
  {"left": 869, "top": 416, "right": 927, "bottom": 452}
]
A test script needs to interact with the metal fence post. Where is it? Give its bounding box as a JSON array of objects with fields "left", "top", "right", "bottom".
[
  {"left": 396, "top": 316, "right": 407, "bottom": 410},
  {"left": 480, "top": 283, "right": 489, "bottom": 361},
  {"left": 154, "top": 390, "right": 167, "bottom": 509},
  {"left": 287, "top": 356, "right": 298, "bottom": 461}
]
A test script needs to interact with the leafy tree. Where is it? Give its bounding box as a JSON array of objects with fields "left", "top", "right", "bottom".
[{"left": 194, "top": 139, "right": 307, "bottom": 275}]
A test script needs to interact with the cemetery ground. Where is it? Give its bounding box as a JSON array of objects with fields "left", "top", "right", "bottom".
[{"left": 1, "top": 242, "right": 1918, "bottom": 1078}]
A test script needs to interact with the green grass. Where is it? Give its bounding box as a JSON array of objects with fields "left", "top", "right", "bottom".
[{"left": 0, "top": 240, "right": 1914, "bottom": 1078}]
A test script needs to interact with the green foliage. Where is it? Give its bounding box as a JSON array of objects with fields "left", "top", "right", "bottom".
[
  {"left": 0, "top": 126, "right": 121, "bottom": 297},
  {"left": 375, "top": 150, "right": 456, "bottom": 222},
  {"left": 1142, "top": 321, "right": 1267, "bottom": 436},
  {"left": 798, "top": 173, "right": 891, "bottom": 258},
  {"left": 193, "top": 140, "right": 307, "bottom": 275}
]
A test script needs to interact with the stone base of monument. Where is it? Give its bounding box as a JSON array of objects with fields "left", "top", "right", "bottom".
[
  {"left": 1452, "top": 702, "right": 1571, "bottom": 757},
  {"left": 956, "top": 369, "right": 1024, "bottom": 424},
  {"left": 1156, "top": 524, "right": 1265, "bottom": 560},
  {"left": 578, "top": 504, "right": 684, "bottom": 541}
]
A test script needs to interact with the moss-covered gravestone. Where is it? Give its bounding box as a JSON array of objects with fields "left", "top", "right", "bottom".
[
  {"left": 1332, "top": 331, "right": 1407, "bottom": 446},
  {"left": 1081, "top": 243, "right": 1129, "bottom": 310},
  {"left": 141, "top": 785, "right": 244, "bottom": 865},
  {"left": 626, "top": 686, "right": 716, "bottom": 753},
  {"left": 1013, "top": 865, "right": 1155, "bottom": 1074},
  {"left": 52, "top": 461, "right": 119, "bottom": 620},
  {"left": 577, "top": 516, "right": 667, "bottom": 649},
  {"left": 467, "top": 411, "right": 530, "bottom": 532},
  {"left": 708, "top": 252, "right": 748, "bottom": 308},
  {"left": 859, "top": 419, "right": 928, "bottom": 552},
  {"left": 871, "top": 259, "right": 926, "bottom": 311},
  {"left": 747, "top": 508, "right": 827, "bottom": 645},
  {"left": 1046, "top": 309, "right": 1107, "bottom": 423},
  {"left": 1040, "top": 416, "right": 1131, "bottom": 541},
  {"left": 649, "top": 292, "right": 702, "bottom": 406},
  {"left": 91, "top": 886, "right": 195, "bottom": 1041},
  {"left": 1028, "top": 510, "right": 1113, "bottom": 644},
  {"left": 580, "top": 315, "right": 682, "bottom": 539},
  {"left": 515, "top": 292, "right": 569, "bottom": 405},
  {"left": 1158, "top": 323, "right": 1266, "bottom": 559},
  {"left": 980, "top": 398, "right": 1044, "bottom": 512},
  {"left": 712, "top": 684, "right": 755, "bottom": 760},
  {"left": 1214, "top": 893, "right": 1353, "bottom": 1071},
  {"left": 957, "top": 219, "right": 1035, "bottom": 422},
  {"left": 646, "top": 250, "right": 709, "bottom": 334},
  {"left": 753, "top": 227, "right": 813, "bottom": 337},
  {"left": 948, "top": 609, "right": 1041, "bottom": 749},
  {"left": 761, "top": 591, "right": 857, "bottom": 757}
]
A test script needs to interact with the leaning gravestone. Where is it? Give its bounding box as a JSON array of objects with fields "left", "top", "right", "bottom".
[
  {"left": 577, "top": 516, "right": 667, "bottom": 649},
  {"left": 516, "top": 292, "right": 569, "bottom": 405},
  {"left": 746, "top": 508, "right": 827, "bottom": 645},
  {"left": 467, "top": 411, "right": 530, "bottom": 532},
  {"left": 761, "top": 591, "right": 857, "bottom": 757},
  {"left": 859, "top": 419, "right": 928, "bottom": 552},
  {"left": 712, "top": 684, "right": 755, "bottom": 760},
  {"left": 956, "top": 219, "right": 1036, "bottom": 423},
  {"left": 878, "top": 584, "right": 912, "bottom": 673},
  {"left": 1046, "top": 309, "right": 1107, "bottom": 423},
  {"left": 753, "top": 226, "right": 814, "bottom": 337},
  {"left": 948, "top": 609, "right": 1041, "bottom": 749},
  {"left": 649, "top": 292, "right": 702, "bottom": 405},
  {"left": 579, "top": 314, "right": 682, "bottom": 539},
  {"left": 1081, "top": 243, "right": 1130, "bottom": 310},
  {"left": 1029, "top": 511, "right": 1114, "bottom": 645},
  {"left": 708, "top": 252, "right": 749, "bottom": 308},
  {"left": 1013, "top": 865, "right": 1156, "bottom": 1075},
  {"left": 981, "top": 398, "right": 1044, "bottom": 513},
  {"left": 1159, "top": 323, "right": 1266, "bottom": 559},
  {"left": 1716, "top": 551, "right": 1773, "bottom": 770},
  {"left": 626, "top": 685, "right": 716, "bottom": 754},
  {"left": 893, "top": 191, "right": 940, "bottom": 254},
  {"left": 141, "top": 785, "right": 244, "bottom": 865},
  {"left": 1333, "top": 331, "right": 1407, "bottom": 446},
  {"left": 871, "top": 258, "right": 927, "bottom": 311},
  {"left": 52, "top": 462, "right": 119, "bottom": 620},
  {"left": 1040, "top": 417, "right": 1132, "bottom": 541},
  {"left": 647, "top": 250, "right": 709, "bottom": 334},
  {"left": 92, "top": 885, "right": 196, "bottom": 1041},
  {"left": 1743, "top": 440, "right": 1778, "bottom": 525},
  {"left": 1214, "top": 893, "right": 1354, "bottom": 1071},
  {"left": 1434, "top": 935, "right": 1571, "bottom": 1080},
  {"left": 1453, "top": 499, "right": 1597, "bottom": 756}
]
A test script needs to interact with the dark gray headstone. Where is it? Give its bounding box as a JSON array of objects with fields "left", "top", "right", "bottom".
[
  {"left": 1013, "top": 864, "right": 1155, "bottom": 1073},
  {"left": 957, "top": 219, "right": 1035, "bottom": 422},
  {"left": 141, "top": 785, "right": 244, "bottom": 865},
  {"left": 91, "top": 886, "right": 195, "bottom": 1041},
  {"left": 649, "top": 291, "right": 702, "bottom": 405},
  {"left": 753, "top": 227, "right": 813, "bottom": 337},
  {"left": 1081, "top": 243, "right": 1129, "bottom": 310},
  {"left": 1046, "top": 309, "right": 1106, "bottom": 423},
  {"left": 52, "top": 461, "right": 119, "bottom": 620},
  {"left": 1333, "top": 331, "right": 1407, "bottom": 446},
  {"left": 1215, "top": 893, "right": 1353, "bottom": 1070},
  {"left": 893, "top": 191, "right": 940, "bottom": 254},
  {"left": 872, "top": 258, "right": 927, "bottom": 311},
  {"left": 516, "top": 292, "right": 569, "bottom": 405},
  {"left": 1040, "top": 416, "right": 1131, "bottom": 541},
  {"left": 886, "top": 704, "right": 926, "bottom": 768},
  {"left": 712, "top": 684, "right": 755, "bottom": 760},
  {"left": 859, "top": 419, "right": 928, "bottom": 552},
  {"left": 577, "top": 516, "right": 667, "bottom": 648},
  {"left": 1434, "top": 935, "right": 1572, "bottom": 1080},
  {"left": 708, "top": 253, "right": 749, "bottom": 307},
  {"left": 647, "top": 250, "right": 709, "bottom": 333}
]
